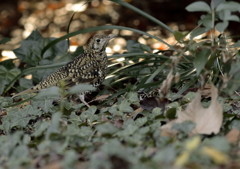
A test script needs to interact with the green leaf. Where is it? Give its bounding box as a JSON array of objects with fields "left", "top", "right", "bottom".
[
  {"left": 126, "top": 40, "right": 144, "bottom": 53},
  {"left": 80, "top": 106, "right": 98, "bottom": 122},
  {"left": 140, "top": 44, "right": 152, "bottom": 53},
  {"left": 153, "top": 147, "right": 176, "bottom": 163},
  {"left": 172, "top": 121, "right": 196, "bottom": 134},
  {"left": 26, "top": 30, "right": 42, "bottom": 40},
  {"left": 78, "top": 126, "right": 94, "bottom": 137},
  {"left": 19, "top": 78, "right": 33, "bottom": 90},
  {"left": 211, "top": 0, "right": 225, "bottom": 9},
  {"left": 117, "top": 124, "right": 138, "bottom": 136},
  {"left": 204, "top": 136, "right": 230, "bottom": 152},
  {"left": 216, "top": 1, "right": 240, "bottom": 12},
  {"left": 14, "top": 31, "right": 69, "bottom": 66},
  {"left": 186, "top": 1, "right": 211, "bottom": 12},
  {"left": 218, "top": 10, "right": 240, "bottom": 22},
  {"left": 13, "top": 31, "right": 45, "bottom": 66},
  {"left": 193, "top": 49, "right": 211, "bottom": 75},
  {"left": 200, "top": 14, "right": 213, "bottom": 29},
  {"left": 34, "top": 86, "right": 60, "bottom": 100},
  {"left": 109, "top": 105, "right": 123, "bottom": 116},
  {"left": 215, "top": 21, "right": 229, "bottom": 32},
  {"left": 174, "top": 31, "right": 188, "bottom": 42},
  {"left": 165, "top": 107, "right": 177, "bottom": 119},
  {"left": 189, "top": 27, "right": 209, "bottom": 39},
  {"left": 68, "top": 84, "right": 96, "bottom": 95},
  {"left": 118, "top": 100, "right": 134, "bottom": 113},
  {"left": 0, "top": 66, "right": 20, "bottom": 94},
  {"left": 126, "top": 92, "right": 139, "bottom": 103},
  {"left": 135, "top": 117, "right": 148, "bottom": 127},
  {"left": 0, "top": 37, "right": 10, "bottom": 44},
  {"left": 32, "top": 121, "right": 50, "bottom": 137},
  {"left": 151, "top": 107, "right": 162, "bottom": 118},
  {"left": 96, "top": 122, "right": 118, "bottom": 135},
  {"left": 62, "top": 150, "right": 78, "bottom": 169},
  {"left": 1, "top": 105, "right": 42, "bottom": 132},
  {"left": 183, "top": 92, "right": 197, "bottom": 102},
  {"left": 8, "top": 145, "right": 30, "bottom": 169}
]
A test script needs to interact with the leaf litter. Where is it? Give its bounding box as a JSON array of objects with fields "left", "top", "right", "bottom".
[{"left": 161, "top": 84, "right": 223, "bottom": 135}]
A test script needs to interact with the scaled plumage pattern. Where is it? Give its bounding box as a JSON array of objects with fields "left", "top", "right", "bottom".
[{"left": 13, "top": 34, "right": 116, "bottom": 107}]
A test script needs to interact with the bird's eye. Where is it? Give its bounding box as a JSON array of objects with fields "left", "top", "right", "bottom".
[{"left": 96, "top": 39, "right": 101, "bottom": 43}]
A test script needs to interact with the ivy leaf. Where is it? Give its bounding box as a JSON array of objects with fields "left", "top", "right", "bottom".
[
  {"left": 118, "top": 100, "right": 133, "bottom": 113},
  {"left": 172, "top": 121, "right": 196, "bottom": 134},
  {"left": 13, "top": 31, "right": 46, "bottom": 66},
  {"left": 126, "top": 92, "right": 139, "bottom": 103},
  {"left": 34, "top": 86, "right": 60, "bottom": 100},
  {"left": 1, "top": 105, "right": 42, "bottom": 132},
  {"left": 153, "top": 147, "right": 176, "bottom": 163},
  {"left": 0, "top": 66, "right": 20, "bottom": 95},
  {"left": 68, "top": 84, "right": 96, "bottom": 95},
  {"left": 117, "top": 124, "right": 138, "bottom": 137},
  {"left": 96, "top": 122, "right": 119, "bottom": 135}
]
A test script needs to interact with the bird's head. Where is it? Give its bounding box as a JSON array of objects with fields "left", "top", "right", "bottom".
[{"left": 86, "top": 34, "right": 116, "bottom": 53}]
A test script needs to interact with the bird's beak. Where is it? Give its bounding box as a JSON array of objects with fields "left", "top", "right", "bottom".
[{"left": 107, "top": 34, "right": 117, "bottom": 40}]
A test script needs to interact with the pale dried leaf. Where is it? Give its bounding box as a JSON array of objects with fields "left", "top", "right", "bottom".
[
  {"left": 40, "top": 161, "right": 62, "bottom": 169},
  {"left": 159, "top": 70, "right": 174, "bottom": 96},
  {"left": 226, "top": 128, "right": 240, "bottom": 144},
  {"left": 161, "top": 85, "right": 223, "bottom": 135},
  {"left": 130, "top": 107, "right": 144, "bottom": 119},
  {"left": 0, "top": 109, "right": 7, "bottom": 116},
  {"left": 89, "top": 94, "right": 112, "bottom": 103}
]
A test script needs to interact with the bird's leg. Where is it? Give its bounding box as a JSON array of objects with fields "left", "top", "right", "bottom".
[{"left": 79, "top": 94, "right": 90, "bottom": 108}]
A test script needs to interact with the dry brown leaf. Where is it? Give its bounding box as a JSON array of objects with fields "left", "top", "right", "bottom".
[
  {"left": 0, "top": 109, "right": 7, "bottom": 116},
  {"left": 89, "top": 94, "right": 112, "bottom": 103},
  {"left": 130, "top": 107, "right": 144, "bottom": 119},
  {"left": 159, "top": 69, "right": 174, "bottom": 96},
  {"left": 40, "top": 161, "right": 62, "bottom": 169},
  {"left": 161, "top": 85, "right": 223, "bottom": 135},
  {"left": 226, "top": 128, "right": 240, "bottom": 144}
]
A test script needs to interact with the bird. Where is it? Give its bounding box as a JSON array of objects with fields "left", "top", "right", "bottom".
[{"left": 13, "top": 34, "right": 116, "bottom": 107}]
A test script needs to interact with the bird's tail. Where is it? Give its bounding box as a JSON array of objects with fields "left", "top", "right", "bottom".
[{"left": 12, "top": 88, "right": 36, "bottom": 98}]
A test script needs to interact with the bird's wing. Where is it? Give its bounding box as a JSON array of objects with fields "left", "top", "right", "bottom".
[{"left": 12, "top": 53, "right": 106, "bottom": 97}]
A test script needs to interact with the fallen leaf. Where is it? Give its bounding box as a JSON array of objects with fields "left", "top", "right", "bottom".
[
  {"left": 159, "top": 69, "right": 174, "bottom": 97},
  {"left": 130, "top": 107, "right": 144, "bottom": 119},
  {"left": 161, "top": 85, "right": 223, "bottom": 135},
  {"left": 40, "top": 161, "right": 62, "bottom": 169},
  {"left": 0, "top": 109, "right": 7, "bottom": 116},
  {"left": 226, "top": 128, "right": 240, "bottom": 144},
  {"left": 89, "top": 94, "right": 112, "bottom": 103}
]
